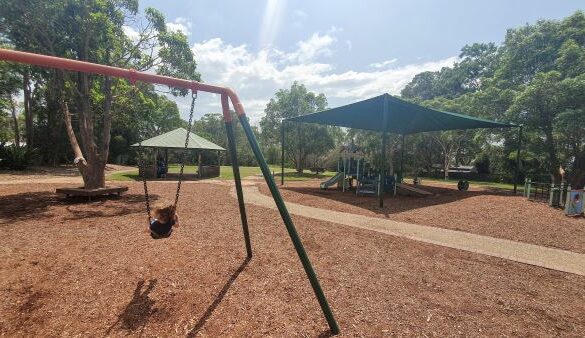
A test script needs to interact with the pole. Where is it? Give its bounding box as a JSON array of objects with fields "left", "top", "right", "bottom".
[
  {"left": 379, "top": 131, "right": 387, "bottom": 207},
  {"left": 198, "top": 151, "right": 202, "bottom": 178},
  {"left": 222, "top": 96, "right": 252, "bottom": 259},
  {"left": 379, "top": 96, "right": 389, "bottom": 208},
  {"left": 514, "top": 126, "right": 523, "bottom": 194},
  {"left": 400, "top": 134, "right": 405, "bottom": 183},
  {"left": 281, "top": 123, "right": 285, "bottom": 186},
  {"left": 238, "top": 115, "right": 340, "bottom": 335}
]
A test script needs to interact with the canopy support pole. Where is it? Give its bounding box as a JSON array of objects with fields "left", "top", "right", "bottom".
[
  {"left": 281, "top": 123, "right": 285, "bottom": 186},
  {"left": 400, "top": 134, "right": 405, "bottom": 183},
  {"left": 379, "top": 97, "right": 389, "bottom": 208},
  {"left": 514, "top": 126, "right": 523, "bottom": 194},
  {"left": 379, "top": 131, "right": 387, "bottom": 207}
]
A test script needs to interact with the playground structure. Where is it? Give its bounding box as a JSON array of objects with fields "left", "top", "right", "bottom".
[
  {"left": 282, "top": 93, "right": 519, "bottom": 207},
  {"left": 524, "top": 178, "right": 585, "bottom": 216},
  {"left": 0, "top": 48, "right": 340, "bottom": 334},
  {"left": 320, "top": 143, "right": 433, "bottom": 197}
]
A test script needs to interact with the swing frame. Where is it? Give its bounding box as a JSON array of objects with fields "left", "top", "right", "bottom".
[{"left": 0, "top": 48, "right": 340, "bottom": 335}]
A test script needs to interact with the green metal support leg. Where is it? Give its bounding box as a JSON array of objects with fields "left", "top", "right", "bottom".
[
  {"left": 225, "top": 121, "right": 253, "bottom": 258},
  {"left": 239, "top": 115, "right": 340, "bottom": 335}
]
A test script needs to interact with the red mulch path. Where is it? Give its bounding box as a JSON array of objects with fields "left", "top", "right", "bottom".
[
  {"left": 261, "top": 180, "right": 585, "bottom": 254},
  {"left": 0, "top": 182, "right": 584, "bottom": 336}
]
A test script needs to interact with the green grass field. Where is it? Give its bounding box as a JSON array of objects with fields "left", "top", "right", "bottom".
[{"left": 107, "top": 164, "right": 336, "bottom": 182}]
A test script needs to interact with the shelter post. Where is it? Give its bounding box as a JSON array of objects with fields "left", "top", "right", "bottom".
[
  {"left": 379, "top": 131, "right": 387, "bottom": 207},
  {"left": 400, "top": 134, "right": 405, "bottom": 183},
  {"left": 281, "top": 123, "right": 285, "bottom": 186},
  {"left": 379, "top": 96, "right": 389, "bottom": 208},
  {"left": 198, "top": 151, "right": 202, "bottom": 178},
  {"left": 238, "top": 114, "right": 340, "bottom": 335},
  {"left": 222, "top": 95, "right": 252, "bottom": 259},
  {"left": 514, "top": 126, "right": 523, "bottom": 194},
  {"left": 153, "top": 148, "right": 158, "bottom": 178}
]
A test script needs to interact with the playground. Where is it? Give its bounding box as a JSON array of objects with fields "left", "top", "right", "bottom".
[
  {"left": 1, "top": 178, "right": 584, "bottom": 336},
  {"left": 1, "top": 6, "right": 585, "bottom": 336},
  {"left": 265, "top": 180, "right": 585, "bottom": 253}
]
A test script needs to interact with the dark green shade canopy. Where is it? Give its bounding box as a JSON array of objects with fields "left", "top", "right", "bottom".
[
  {"left": 131, "top": 127, "right": 225, "bottom": 151},
  {"left": 286, "top": 93, "right": 516, "bottom": 134}
]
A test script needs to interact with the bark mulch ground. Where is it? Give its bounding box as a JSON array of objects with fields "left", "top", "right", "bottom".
[
  {"left": 0, "top": 182, "right": 584, "bottom": 337},
  {"left": 260, "top": 180, "right": 585, "bottom": 254}
]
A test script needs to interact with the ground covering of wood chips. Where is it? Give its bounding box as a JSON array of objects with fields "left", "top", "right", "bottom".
[
  {"left": 0, "top": 181, "right": 584, "bottom": 336},
  {"left": 261, "top": 181, "right": 585, "bottom": 254}
]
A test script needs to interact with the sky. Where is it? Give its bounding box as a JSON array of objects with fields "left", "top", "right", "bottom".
[{"left": 133, "top": 0, "right": 585, "bottom": 123}]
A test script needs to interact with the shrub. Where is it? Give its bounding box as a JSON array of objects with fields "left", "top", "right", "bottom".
[{"left": 0, "top": 145, "right": 37, "bottom": 170}]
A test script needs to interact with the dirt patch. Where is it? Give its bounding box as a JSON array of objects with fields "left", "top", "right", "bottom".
[
  {"left": 261, "top": 180, "right": 585, "bottom": 253},
  {"left": 0, "top": 182, "right": 584, "bottom": 336}
]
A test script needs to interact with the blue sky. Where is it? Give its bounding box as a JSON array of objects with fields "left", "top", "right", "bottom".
[{"left": 134, "top": 0, "right": 584, "bottom": 122}]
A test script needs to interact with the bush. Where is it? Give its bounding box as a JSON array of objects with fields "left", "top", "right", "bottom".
[
  {"left": 0, "top": 145, "right": 37, "bottom": 170},
  {"left": 474, "top": 154, "right": 491, "bottom": 174}
]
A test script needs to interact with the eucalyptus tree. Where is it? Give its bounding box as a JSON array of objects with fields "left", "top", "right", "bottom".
[{"left": 0, "top": 0, "right": 199, "bottom": 187}]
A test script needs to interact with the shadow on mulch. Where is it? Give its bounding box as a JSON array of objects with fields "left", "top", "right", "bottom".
[
  {"left": 105, "top": 279, "right": 158, "bottom": 336},
  {"left": 283, "top": 184, "right": 512, "bottom": 216},
  {"left": 186, "top": 258, "right": 250, "bottom": 337},
  {"left": 0, "top": 192, "right": 158, "bottom": 224}
]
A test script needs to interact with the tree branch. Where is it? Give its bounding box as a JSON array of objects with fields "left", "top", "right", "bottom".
[{"left": 62, "top": 99, "right": 87, "bottom": 172}]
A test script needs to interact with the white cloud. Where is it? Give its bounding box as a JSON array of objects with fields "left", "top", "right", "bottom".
[
  {"left": 370, "top": 58, "right": 398, "bottom": 69},
  {"left": 166, "top": 17, "right": 192, "bottom": 36},
  {"left": 286, "top": 32, "right": 336, "bottom": 62},
  {"left": 188, "top": 31, "right": 456, "bottom": 124},
  {"left": 122, "top": 25, "right": 139, "bottom": 41}
]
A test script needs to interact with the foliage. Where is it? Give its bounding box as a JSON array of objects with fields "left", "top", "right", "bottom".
[
  {"left": 260, "top": 82, "right": 339, "bottom": 172},
  {"left": 0, "top": 0, "right": 198, "bottom": 187},
  {"left": 400, "top": 10, "right": 585, "bottom": 185},
  {"left": 0, "top": 144, "right": 36, "bottom": 170}
]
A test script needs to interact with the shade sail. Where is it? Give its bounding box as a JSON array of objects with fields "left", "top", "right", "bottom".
[
  {"left": 286, "top": 94, "right": 515, "bottom": 134},
  {"left": 131, "top": 128, "right": 225, "bottom": 151}
]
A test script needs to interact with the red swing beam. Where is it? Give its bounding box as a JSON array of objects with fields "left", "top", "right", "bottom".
[{"left": 0, "top": 48, "right": 340, "bottom": 335}]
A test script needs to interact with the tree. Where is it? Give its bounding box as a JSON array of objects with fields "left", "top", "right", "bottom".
[
  {"left": 0, "top": 61, "right": 21, "bottom": 145},
  {"left": 260, "top": 82, "right": 336, "bottom": 173},
  {"left": 1, "top": 0, "right": 199, "bottom": 188},
  {"left": 401, "top": 71, "right": 438, "bottom": 101},
  {"left": 400, "top": 10, "right": 585, "bottom": 185},
  {"left": 509, "top": 71, "right": 565, "bottom": 182}
]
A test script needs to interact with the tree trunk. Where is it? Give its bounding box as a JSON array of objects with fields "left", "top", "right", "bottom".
[
  {"left": 9, "top": 97, "right": 20, "bottom": 147},
  {"left": 23, "top": 72, "right": 33, "bottom": 149},
  {"left": 100, "top": 76, "right": 113, "bottom": 168},
  {"left": 543, "top": 126, "right": 560, "bottom": 183},
  {"left": 62, "top": 100, "right": 88, "bottom": 177},
  {"left": 444, "top": 151, "right": 450, "bottom": 180},
  {"left": 570, "top": 151, "right": 585, "bottom": 189}
]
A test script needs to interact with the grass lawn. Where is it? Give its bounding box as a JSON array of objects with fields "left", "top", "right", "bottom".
[{"left": 107, "top": 164, "right": 335, "bottom": 182}]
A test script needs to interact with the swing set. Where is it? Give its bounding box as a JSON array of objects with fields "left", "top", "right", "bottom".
[{"left": 0, "top": 48, "right": 340, "bottom": 335}]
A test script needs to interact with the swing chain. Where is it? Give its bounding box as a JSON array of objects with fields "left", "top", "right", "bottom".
[{"left": 174, "top": 89, "right": 197, "bottom": 209}]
